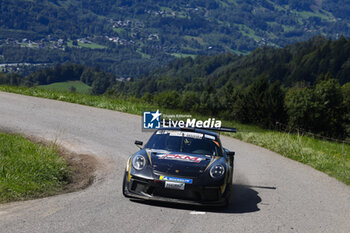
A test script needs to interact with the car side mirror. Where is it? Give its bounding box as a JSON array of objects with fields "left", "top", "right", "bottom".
[
  {"left": 224, "top": 148, "right": 235, "bottom": 157},
  {"left": 226, "top": 151, "right": 235, "bottom": 157},
  {"left": 135, "top": 140, "right": 143, "bottom": 149}
]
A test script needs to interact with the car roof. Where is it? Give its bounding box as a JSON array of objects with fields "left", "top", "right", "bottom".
[{"left": 156, "top": 127, "right": 219, "bottom": 138}]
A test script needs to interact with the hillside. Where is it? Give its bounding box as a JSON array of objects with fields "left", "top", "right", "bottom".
[
  {"left": 1, "top": 0, "right": 350, "bottom": 76},
  {"left": 113, "top": 36, "right": 350, "bottom": 95}
]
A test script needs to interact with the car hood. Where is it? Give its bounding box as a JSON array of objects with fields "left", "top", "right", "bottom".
[{"left": 147, "top": 149, "right": 212, "bottom": 178}]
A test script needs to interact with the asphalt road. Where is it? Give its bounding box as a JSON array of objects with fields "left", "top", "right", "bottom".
[{"left": 0, "top": 91, "right": 349, "bottom": 233}]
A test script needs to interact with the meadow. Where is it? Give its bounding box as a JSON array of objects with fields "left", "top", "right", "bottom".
[{"left": 38, "top": 80, "right": 91, "bottom": 94}]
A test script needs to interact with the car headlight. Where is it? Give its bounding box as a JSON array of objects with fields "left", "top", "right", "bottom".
[
  {"left": 210, "top": 164, "right": 225, "bottom": 178},
  {"left": 132, "top": 155, "right": 146, "bottom": 170}
]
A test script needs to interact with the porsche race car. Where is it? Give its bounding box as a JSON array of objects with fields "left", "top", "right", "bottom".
[{"left": 122, "top": 127, "right": 235, "bottom": 206}]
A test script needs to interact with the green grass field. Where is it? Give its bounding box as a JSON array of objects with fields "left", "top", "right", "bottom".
[
  {"left": 183, "top": 36, "right": 205, "bottom": 46},
  {"left": 235, "top": 24, "right": 261, "bottom": 41},
  {"left": 38, "top": 81, "right": 91, "bottom": 94},
  {"left": 136, "top": 48, "right": 151, "bottom": 59},
  {"left": 77, "top": 42, "right": 106, "bottom": 49},
  {"left": 170, "top": 53, "right": 197, "bottom": 59},
  {"left": 295, "top": 10, "right": 333, "bottom": 22},
  {"left": 67, "top": 40, "right": 106, "bottom": 49},
  {"left": 0, "top": 133, "right": 71, "bottom": 203},
  {"left": 0, "top": 85, "right": 349, "bottom": 185},
  {"left": 112, "top": 27, "right": 125, "bottom": 34}
]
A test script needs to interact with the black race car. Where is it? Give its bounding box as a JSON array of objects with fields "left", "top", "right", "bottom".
[{"left": 122, "top": 127, "right": 235, "bottom": 206}]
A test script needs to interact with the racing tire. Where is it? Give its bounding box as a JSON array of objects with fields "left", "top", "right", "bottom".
[
  {"left": 224, "top": 183, "right": 232, "bottom": 207},
  {"left": 122, "top": 172, "right": 131, "bottom": 198}
]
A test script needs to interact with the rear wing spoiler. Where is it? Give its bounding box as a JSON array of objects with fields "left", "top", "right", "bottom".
[{"left": 202, "top": 126, "right": 236, "bottom": 133}]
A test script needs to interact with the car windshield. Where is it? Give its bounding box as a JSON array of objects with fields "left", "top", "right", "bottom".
[{"left": 145, "top": 130, "right": 223, "bottom": 156}]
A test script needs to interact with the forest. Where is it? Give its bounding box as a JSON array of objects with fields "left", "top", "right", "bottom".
[{"left": 1, "top": 36, "right": 349, "bottom": 140}]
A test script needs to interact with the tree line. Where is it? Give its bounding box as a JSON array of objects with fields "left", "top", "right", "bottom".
[
  {"left": 133, "top": 76, "right": 349, "bottom": 140},
  {"left": 110, "top": 36, "right": 350, "bottom": 139},
  {"left": 1, "top": 36, "right": 350, "bottom": 139},
  {"left": 0, "top": 63, "right": 115, "bottom": 95}
]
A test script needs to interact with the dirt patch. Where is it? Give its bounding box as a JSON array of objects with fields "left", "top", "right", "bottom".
[
  {"left": 59, "top": 149, "right": 98, "bottom": 193},
  {"left": 28, "top": 137, "right": 100, "bottom": 194}
]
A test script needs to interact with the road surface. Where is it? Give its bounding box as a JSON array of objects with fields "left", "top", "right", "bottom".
[{"left": 0, "top": 91, "right": 349, "bottom": 233}]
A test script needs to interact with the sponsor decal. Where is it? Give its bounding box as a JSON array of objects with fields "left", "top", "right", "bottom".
[
  {"left": 143, "top": 110, "right": 161, "bottom": 129},
  {"left": 156, "top": 154, "right": 204, "bottom": 163},
  {"left": 160, "top": 176, "right": 193, "bottom": 184},
  {"left": 204, "top": 134, "right": 215, "bottom": 140},
  {"left": 164, "top": 181, "right": 185, "bottom": 190},
  {"left": 156, "top": 130, "right": 215, "bottom": 140}
]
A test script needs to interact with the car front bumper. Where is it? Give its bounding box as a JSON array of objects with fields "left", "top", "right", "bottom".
[{"left": 124, "top": 175, "right": 227, "bottom": 206}]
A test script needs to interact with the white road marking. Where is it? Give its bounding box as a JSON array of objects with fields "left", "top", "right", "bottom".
[{"left": 190, "top": 211, "right": 206, "bottom": 215}]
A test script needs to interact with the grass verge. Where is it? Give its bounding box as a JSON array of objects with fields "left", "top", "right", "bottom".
[
  {"left": 0, "top": 85, "right": 349, "bottom": 185},
  {"left": 0, "top": 132, "right": 71, "bottom": 203},
  {"left": 231, "top": 130, "right": 349, "bottom": 184}
]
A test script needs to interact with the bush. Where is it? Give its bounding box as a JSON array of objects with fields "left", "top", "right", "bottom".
[
  {"left": 180, "top": 91, "right": 200, "bottom": 112},
  {"left": 154, "top": 91, "right": 180, "bottom": 109},
  {"left": 285, "top": 79, "right": 345, "bottom": 138}
]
